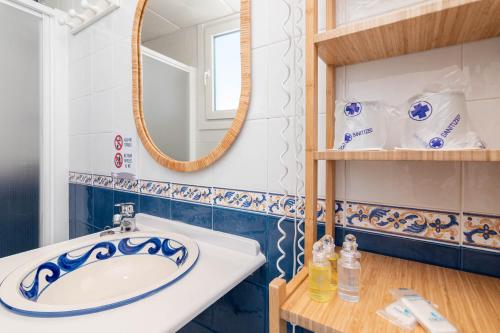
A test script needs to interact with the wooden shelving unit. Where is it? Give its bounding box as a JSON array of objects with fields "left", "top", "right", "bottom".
[
  {"left": 314, "top": 149, "right": 500, "bottom": 161},
  {"left": 269, "top": 0, "right": 500, "bottom": 332}
]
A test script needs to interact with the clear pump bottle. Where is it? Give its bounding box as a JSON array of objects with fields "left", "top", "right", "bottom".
[
  {"left": 321, "top": 235, "right": 338, "bottom": 290},
  {"left": 337, "top": 234, "right": 361, "bottom": 302},
  {"left": 308, "top": 241, "right": 333, "bottom": 302}
]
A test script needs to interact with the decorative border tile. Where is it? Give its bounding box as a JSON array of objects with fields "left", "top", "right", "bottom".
[
  {"left": 92, "top": 175, "right": 113, "bottom": 189},
  {"left": 140, "top": 180, "right": 171, "bottom": 198},
  {"left": 267, "top": 194, "right": 343, "bottom": 224},
  {"left": 74, "top": 172, "right": 92, "bottom": 186},
  {"left": 345, "top": 202, "right": 460, "bottom": 243},
  {"left": 213, "top": 188, "right": 267, "bottom": 213},
  {"left": 114, "top": 177, "right": 139, "bottom": 193},
  {"left": 69, "top": 172, "right": 76, "bottom": 184},
  {"left": 463, "top": 214, "right": 499, "bottom": 250},
  {"left": 171, "top": 183, "right": 212, "bottom": 205}
]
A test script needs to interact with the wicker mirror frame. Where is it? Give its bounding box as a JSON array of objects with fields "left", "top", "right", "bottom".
[{"left": 132, "top": 0, "right": 251, "bottom": 172}]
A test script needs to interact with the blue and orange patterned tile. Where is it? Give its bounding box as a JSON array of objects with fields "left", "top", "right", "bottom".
[
  {"left": 92, "top": 175, "right": 113, "bottom": 189},
  {"left": 345, "top": 202, "right": 460, "bottom": 243},
  {"left": 463, "top": 214, "right": 499, "bottom": 250},
  {"left": 267, "top": 194, "right": 341, "bottom": 223},
  {"left": 140, "top": 180, "right": 171, "bottom": 198},
  {"left": 114, "top": 177, "right": 139, "bottom": 192},
  {"left": 74, "top": 172, "right": 92, "bottom": 186},
  {"left": 171, "top": 183, "right": 212, "bottom": 205},
  {"left": 213, "top": 188, "right": 267, "bottom": 213}
]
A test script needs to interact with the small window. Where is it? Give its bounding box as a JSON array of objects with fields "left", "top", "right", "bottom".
[{"left": 203, "top": 16, "right": 240, "bottom": 120}]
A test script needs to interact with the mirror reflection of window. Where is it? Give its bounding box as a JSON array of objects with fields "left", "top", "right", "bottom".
[{"left": 213, "top": 30, "right": 241, "bottom": 112}]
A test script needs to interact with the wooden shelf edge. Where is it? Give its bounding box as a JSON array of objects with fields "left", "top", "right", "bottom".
[
  {"left": 314, "top": 149, "right": 500, "bottom": 161},
  {"left": 314, "top": 0, "right": 500, "bottom": 66}
]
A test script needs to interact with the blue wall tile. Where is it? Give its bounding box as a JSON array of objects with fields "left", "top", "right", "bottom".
[
  {"left": 268, "top": 217, "right": 299, "bottom": 283},
  {"left": 172, "top": 200, "right": 212, "bottom": 229},
  {"left": 93, "top": 187, "right": 114, "bottom": 230},
  {"left": 75, "top": 185, "right": 93, "bottom": 227},
  {"left": 213, "top": 207, "right": 267, "bottom": 252},
  {"left": 461, "top": 247, "right": 500, "bottom": 278},
  {"left": 114, "top": 190, "right": 140, "bottom": 214},
  {"left": 345, "top": 228, "right": 461, "bottom": 269},
  {"left": 140, "top": 195, "right": 171, "bottom": 220},
  {"left": 210, "top": 281, "right": 267, "bottom": 333},
  {"left": 69, "top": 183, "right": 76, "bottom": 239}
]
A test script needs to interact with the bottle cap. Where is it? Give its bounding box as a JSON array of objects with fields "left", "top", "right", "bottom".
[
  {"left": 321, "top": 235, "right": 335, "bottom": 256},
  {"left": 312, "top": 241, "right": 326, "bottom": 264}
]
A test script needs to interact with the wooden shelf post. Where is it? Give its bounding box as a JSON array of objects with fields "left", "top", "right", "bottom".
[
  {"left": 324, "top": 0, "right": 336, "bottom": 238},
  {"left": 304, "top": 0, "right": 319, "bottom": 265},
  {"left": 269, "top": 278, "right": 287, "bottom": 333}
]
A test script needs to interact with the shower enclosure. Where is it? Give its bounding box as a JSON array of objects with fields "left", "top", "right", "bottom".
[{"left": 0, "top": 0, "right": 68, "bottom": 257}]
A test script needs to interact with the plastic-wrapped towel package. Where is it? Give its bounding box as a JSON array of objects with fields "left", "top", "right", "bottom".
[
  {"left": 400, "top": 66, "right": 484, "bottom": 150},
  {"left": 334, "top": 100, "right": 395, "bottom": 150}
]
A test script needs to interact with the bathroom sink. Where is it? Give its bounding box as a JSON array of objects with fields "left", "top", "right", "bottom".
[{"left": 0, "top": 231, "right": 198, "bottom": 317}]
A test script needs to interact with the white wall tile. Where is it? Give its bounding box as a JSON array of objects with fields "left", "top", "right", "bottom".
[
  {"left": 344, "top": 0, "right": 428, "bottom": 24},
  {"left": 345, "top": 45, "right": 462, "bottom": 106},
  {"left": 113, "top": 85, "right": 134, "bottom": 132},
  {"left": 248, "top": 46, "right": 268, "bottom": 120},
  {"left": 92, "top": 46, "right": 114, "bottom": 92},
  {"left": 463, "top": 37, "right": 500, "bottom": 101},
  {"left": 90, "top": 133, "right": 114, "bottom": 175},
  {"left": 91, "top": 89, "right": 113, "bottom": 133},
  {"left": 267, "top": 40, "right": 294, "bottom": 118},
  {"left": 69, "top": 135, "right": 91, "bottom": 173},
  {"left": 467, "top": 98, "right": 500, "bottom": 149},
  {"left": 464, "top": 162, "right": 500, "bottom": 215},
  {"left": 92, "top": 20, "right": 114, "bottom": 53},
  {"left": 346, "top": 161, "right": 461, "bottom": 211},
  {"left": 69, "top": 29, "right": 91, "bottom": 63},
  {"left": 69, "top": 96, "right": 91, "bottom": 135},
  {"left": 70, "top": 56, "right": 91, "bottom": 99},
  {"left": 113, "top": 40, "right": 132, "bottom": 88},
  {"left": 212, "top": 119, "right": 268, "bottom": 191},
  {"left": 251, "top": 0, "right": 268, "bottom": 49}
]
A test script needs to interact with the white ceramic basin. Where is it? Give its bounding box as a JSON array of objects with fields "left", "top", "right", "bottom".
[{"left": 0, "top": 231, "right": 198, "bottom": 317}]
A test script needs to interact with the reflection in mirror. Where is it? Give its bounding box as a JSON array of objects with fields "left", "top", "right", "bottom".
[{"left": 141, "top": 0, "right": 241, "bottom": 162}]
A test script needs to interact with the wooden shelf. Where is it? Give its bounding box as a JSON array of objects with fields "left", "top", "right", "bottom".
[
  {"left": 315, "top": 0, "right": 500, "bottom": 66},
  {"left": 278, "top": 252, "right": 500, "bottom": 333},
  {"left": 314, "top": 149, "right": 500, "bottom": 161}
]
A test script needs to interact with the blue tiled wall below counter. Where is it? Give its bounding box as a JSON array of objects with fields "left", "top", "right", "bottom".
[{"left": 69, "top": 179, "right": 499, "bottom": 333}]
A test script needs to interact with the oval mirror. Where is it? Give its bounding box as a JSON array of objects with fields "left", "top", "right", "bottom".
[{"left": 132, "top": 0, "right": 251, "bottom": 172}]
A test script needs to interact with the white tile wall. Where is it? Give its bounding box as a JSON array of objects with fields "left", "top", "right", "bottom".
[{"left": 66, "top": 0, "right": 500, "bottom": 217}]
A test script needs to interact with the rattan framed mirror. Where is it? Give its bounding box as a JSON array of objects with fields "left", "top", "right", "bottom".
[{"left": 132, "top": 0, "right": 251, "bottom": 172}]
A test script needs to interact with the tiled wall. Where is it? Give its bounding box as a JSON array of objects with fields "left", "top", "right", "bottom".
[{"left": 66, "top": 0, "right": 500, "bottom": 332}]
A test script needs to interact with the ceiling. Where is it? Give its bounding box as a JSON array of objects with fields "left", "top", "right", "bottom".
[{"left": 141, "top": 0, "right": 240, "bottom": 42}]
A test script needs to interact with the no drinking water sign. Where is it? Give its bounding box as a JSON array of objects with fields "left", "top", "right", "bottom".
[{"left": 113, "top": 132, "right": 136, "bottom": 175}]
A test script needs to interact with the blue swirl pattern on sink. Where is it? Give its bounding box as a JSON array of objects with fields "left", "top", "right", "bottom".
[{"left": 19, "top": 237, "right": 188, "bottom": 302}]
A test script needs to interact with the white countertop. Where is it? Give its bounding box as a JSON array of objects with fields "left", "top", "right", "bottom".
[{"left": 0, "top": 214, "right": 266, "bottom": 333}]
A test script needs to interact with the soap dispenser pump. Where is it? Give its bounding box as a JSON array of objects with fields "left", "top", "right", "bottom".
[
  {"left": 308, "top": 241, "right": 333, "bottom": 302},
  {"left": 338, "top": 234, "right": 361, "bottom": 302}
]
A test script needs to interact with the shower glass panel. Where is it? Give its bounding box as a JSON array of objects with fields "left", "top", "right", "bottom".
[{"left": 0, "top": 1, "right": 41, "bottom": 257}]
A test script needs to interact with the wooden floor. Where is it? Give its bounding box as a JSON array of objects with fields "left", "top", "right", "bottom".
[{"left": 280, "top": 252, "right": 500, "bottom": 333}]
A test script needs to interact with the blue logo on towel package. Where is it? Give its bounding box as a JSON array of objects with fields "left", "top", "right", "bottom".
[
  {"left": 429, "top": 137, "right": 444, "bottom": 149},
  {"left": 409, "top": 101, "right": 432, "bottom": 121},
  {"left": 339, "top": 128, "right": 373, "bottom": 150},
  {"left": 344, "top": 102, "right": 362, "bottom": 117},
  {"left": 344, "top": 133, "right": 353, "bottom": 143}
]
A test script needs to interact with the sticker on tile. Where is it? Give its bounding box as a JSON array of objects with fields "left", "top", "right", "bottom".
[
  {"left": 463, "top": 214, "right": 499, "bottom": 250},
  {"left": 171, "top": 183, "right": 212, "bottom": 204},
  {"left": 346, "top": 202, "right": 459, "bottom": 243},
  {"left": 140, "top": 180, "right": 171, "bottom": 198},
  {"left": 213, "top": 188, "right": 267, "bottom": 213}
]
